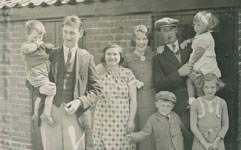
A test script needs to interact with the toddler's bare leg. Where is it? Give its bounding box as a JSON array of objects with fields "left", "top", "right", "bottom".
[
  {"left": 32, "top": 97, "right": 41, "bottom": 120},
  {"left": 39, "top": 82, "right": 56, "bottom": 126},
  {"left": 187, "top": 78, "right": 196, "bottom": 106},
  {"left": 187, "top": 78, "right": 196, "bottom": 98},
  {"left": 41, "top": 95, "right": 55, "bottom": 126}
]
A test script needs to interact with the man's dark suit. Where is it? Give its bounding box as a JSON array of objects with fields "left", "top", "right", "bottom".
[
  {"left": 152, "top": 44, "right": 193, "bottom": 150},
  {"left": 153, "top": 44, "right": 192, "bottom": 115}
]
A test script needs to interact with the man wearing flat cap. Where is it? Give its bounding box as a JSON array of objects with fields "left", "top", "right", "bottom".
[
  {"left": 128, "top": 91, "right": 192, "bottom": 150},
  {"left": 152, "top": 17, "right": 193, "bottom": 150}
]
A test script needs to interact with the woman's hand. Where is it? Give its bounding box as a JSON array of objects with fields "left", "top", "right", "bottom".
[
  {"left": 126, "top": 120, "right": 135, "bottom": 134},
  {"left": 64, "top": 100, "right": 82, "bottom": 115}
]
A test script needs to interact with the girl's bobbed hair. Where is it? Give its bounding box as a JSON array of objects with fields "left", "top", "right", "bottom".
[
  {"left": 193, "top": 11, "right": 219, "bottom": 31},
  {"left": 100, "top": 43, "right": 124, "bottom": 65},
  {"left": 130, "top": 24, "right": 152, "bottom": 47},
  {"left": 201, "top": 73, "right": 225, "bottom": 91}
]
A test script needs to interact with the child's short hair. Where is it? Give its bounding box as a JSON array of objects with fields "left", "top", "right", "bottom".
[
  {"left": 130, "top": 25, "right": 152, "bottom": 46},
  {"left": 25, "top": 20, "right": 46, "bottom": 35},
  {"left": 193, "top": 11, "right": 219, "bottom": 31},
  {"left": 63, "top": 15, "right": 83, "bottom": 32},
  {"left": 201, "top": 73, "right": 225, "bottom": 91}
]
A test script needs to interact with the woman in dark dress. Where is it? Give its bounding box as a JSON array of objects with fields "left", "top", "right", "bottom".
[{"left": 124, "top": 25, "right": 156, "bottom": 150}]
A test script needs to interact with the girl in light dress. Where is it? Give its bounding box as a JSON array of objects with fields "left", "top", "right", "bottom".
[
  {"left": 190, "top": 73, "right": 229, "bottom": 150},
  {"left": 184, "top": 11, "right": 221, "bottom": 105}
]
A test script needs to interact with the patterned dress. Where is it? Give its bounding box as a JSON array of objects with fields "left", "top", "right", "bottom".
[{"left": 93, "top": 65, "right": 136, "bottom": 150}]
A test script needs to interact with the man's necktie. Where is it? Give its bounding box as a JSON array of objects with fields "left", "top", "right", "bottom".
[
  {"left": 172, "top": 44, "right": 176, "bottom": 53},
  {"left": 171, "top": 44, "right": 181, "bottom": 62},
  {"left": 65, "top": 49, "right": 72, "bottom": 67},
  {"left": 64, "top": 49, "right": 72, "bottom": 89}
]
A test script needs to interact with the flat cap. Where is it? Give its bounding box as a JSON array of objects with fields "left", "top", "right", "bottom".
[
  {"left": 155, "top": 91, "right": 176, "bottom": 103},
  {"left": 155, "top": 17, "right": 179, "bottom": 28}
]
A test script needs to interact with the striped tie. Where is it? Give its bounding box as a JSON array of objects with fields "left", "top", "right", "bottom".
[{"left": 65, "top": 49, "right": 72, "bottom": 68}]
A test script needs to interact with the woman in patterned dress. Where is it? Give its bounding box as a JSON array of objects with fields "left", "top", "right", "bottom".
[
  {"left": 93, "top": 43, "right": 137, "bottom": 150},
  {"left": 124, "top": 25, "right": 156, "bottom": 150}
]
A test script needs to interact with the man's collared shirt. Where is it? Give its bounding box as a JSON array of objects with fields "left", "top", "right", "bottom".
[
  {"left": 63, "top": 45, "right": 77, "bottom": 64},
  {"left": 167, "top": 40, "right": 179, "bottom": 54}
]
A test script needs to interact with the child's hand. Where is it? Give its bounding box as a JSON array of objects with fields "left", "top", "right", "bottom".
[
  {"left": 44, "top": 43, "right": 55, "bottom": 49},
  {"left": 135, "top": 80, "right": 144, "bottom": 89},
  {"left": 180, "top": 39, "right": 192, "bottom": 49},
  {"left": 126, "top": 133, "right": 136, "bottom": 142},
  {"left": 35, "top": 40, "right": 44, "bottom": 47},
  {"left": 126, "top": 120, "right": 135, "bottom": 134},
  {"left": 210, "top": 137, "right": 222, "bottom": 150},
  {"left": 200, "top": 139, "right": 211, "bottom": 150},
  {"left": 126, "top": 133, "right": 133, "bottom": 139}
]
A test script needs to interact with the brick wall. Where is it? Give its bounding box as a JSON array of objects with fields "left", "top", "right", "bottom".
[
  {"left": 0, "top": 18, "right": 32, "bottom": 150},
  {"left": 0, "top": 14, "right": 152, "bottom": 150},
  {"left": 84, "top": 14, "right": 152, "bottom": 64}
]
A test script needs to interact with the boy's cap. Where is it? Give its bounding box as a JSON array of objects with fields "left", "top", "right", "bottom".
[
  {"left": 155, "top": 91, "right": 176, "bottom": 103},
  {"left": 155, "top": 17, "right": 179, "bottom": 29}
]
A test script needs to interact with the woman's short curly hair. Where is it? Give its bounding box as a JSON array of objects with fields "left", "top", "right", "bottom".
[
  {"left": 100, "top": 43, "right": 125, "bottom": 65},
  {"left": 201, "top": 73, "right": 225, "bottom": 92},
  {"left": 130, "top": 25, "right": 152, "bottom": 47}
]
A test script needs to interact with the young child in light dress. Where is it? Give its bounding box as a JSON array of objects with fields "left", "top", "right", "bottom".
[
  {"left": 190, "top": 73, "right": 229, "bottom": 150},
  {"left": 184, "top": 11, "right": 221, "bottom": 105},
  {"left": 21, "top": 20, "right": 56, "bottom": 126}
]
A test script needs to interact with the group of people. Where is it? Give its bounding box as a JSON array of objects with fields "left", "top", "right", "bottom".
[{"left": 21, "top": 10, "right": 229, "bottom": 150}]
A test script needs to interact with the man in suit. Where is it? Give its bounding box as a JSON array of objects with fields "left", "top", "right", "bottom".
[
  {"left": 40, "top": 15, "right": 101, "bottom": 150},
  {"left": 152, "top": 17, "right": 193, "bottom": 150}
]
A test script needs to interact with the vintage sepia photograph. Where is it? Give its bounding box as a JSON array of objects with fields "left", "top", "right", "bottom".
[{"left": 0, "top": 0, "right": 240, "bottom": 150}]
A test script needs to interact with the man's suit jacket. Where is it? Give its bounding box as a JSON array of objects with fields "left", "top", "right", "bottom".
[
  {"left": 49, "top": 47, "right": 101, "bottom": 117},
  {"left": 152, "top": 44, "right": 192, "bottom": 115}
]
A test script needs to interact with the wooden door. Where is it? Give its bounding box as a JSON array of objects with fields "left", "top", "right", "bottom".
[{"left": 153, "top": 10, "right": 238, "bottom": 150}]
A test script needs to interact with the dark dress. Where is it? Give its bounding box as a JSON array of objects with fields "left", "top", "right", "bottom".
[{"left": 125, "top": 48, "right": 156, "bottom": 150}]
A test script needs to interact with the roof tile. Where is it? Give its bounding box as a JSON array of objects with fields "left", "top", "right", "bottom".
[{"left": 0, "top": 0, "right": 86, "bottom": 9}]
